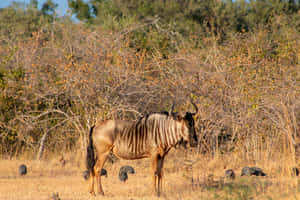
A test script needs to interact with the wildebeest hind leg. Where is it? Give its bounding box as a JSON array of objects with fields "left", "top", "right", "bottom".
[
  {"left": 94, "top": 152, "right": 109, "bottom": 195},
  {"left": 89, "top": 170, "right": 95, "bottom": 196}
]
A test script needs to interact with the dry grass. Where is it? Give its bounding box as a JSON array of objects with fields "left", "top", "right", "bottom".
[{"left": 1, "top": 149, "right": 300, "bottom": 200}]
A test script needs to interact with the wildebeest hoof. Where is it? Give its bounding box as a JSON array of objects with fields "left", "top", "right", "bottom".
[
  {"left": 51, "top": 192, "right": 61, "bottom": 200},
  {"left": 89, "top": 191, "right": 96, "bottom": 196},
  {"left": 157, "top": 191, "right": 161, "bottom": 197}
]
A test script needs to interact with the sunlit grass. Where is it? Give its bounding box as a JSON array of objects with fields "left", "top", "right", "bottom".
[{"left": 1, "top": 149, "right": 300, "bottom": 200}]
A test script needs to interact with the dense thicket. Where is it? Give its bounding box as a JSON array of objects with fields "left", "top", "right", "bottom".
[
  {"left": 0, "top": 0, "right": 299, "bottom": 162},
  {"left": 69, "top": 0, "right": 299, "bottom": 41}
]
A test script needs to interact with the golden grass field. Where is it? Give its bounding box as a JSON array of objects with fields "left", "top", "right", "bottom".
[{"left": 1, "top": 149, "right": 300, "bottom": 200}]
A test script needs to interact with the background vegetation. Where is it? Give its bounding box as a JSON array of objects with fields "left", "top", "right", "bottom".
[
  {"left": 0, "top": 1, "right": 299, "bottom": 199},
  {"left": 0, "top": 0, "right": 299, "bottom": 170}
]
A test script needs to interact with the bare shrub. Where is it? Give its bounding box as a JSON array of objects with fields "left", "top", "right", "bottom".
[{"left": 0, "top": 21, "right": 298, "bottom": 177}]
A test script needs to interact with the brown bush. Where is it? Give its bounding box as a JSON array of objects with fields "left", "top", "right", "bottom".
[{"left": 0, "top": 21, "right": 299, "bottom": 175}]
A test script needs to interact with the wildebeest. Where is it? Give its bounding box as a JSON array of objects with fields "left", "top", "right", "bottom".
[
  {"left": 86, "top": 102, "right": 198, "bottom": 196},
  {"left": 19, "top": 164, "right": 27, "bottom": 176}
]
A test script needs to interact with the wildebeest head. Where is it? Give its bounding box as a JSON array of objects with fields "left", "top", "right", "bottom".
[{"left": 169, "top": 101, "right": 198, "bottom": 147}]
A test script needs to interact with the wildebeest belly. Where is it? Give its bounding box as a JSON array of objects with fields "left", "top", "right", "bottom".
[{"left": 112, "top": 143, "right": 150, "bottom": 160}]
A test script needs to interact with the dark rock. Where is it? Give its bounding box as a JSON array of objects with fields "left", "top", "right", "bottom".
[
  {"left": 19, "top": 164, "right": 27, "bottom": 176},
  {"left": 83, "top": 170, "right": 89, "bottom": 180},
  {"left": 241, "top": 167, "right": 266, "bottom": 176},
  {"left": 118, "top": 165, "right": 135, "bottom": 182},
  {"left": 250, "top": 167, "right": 266, "bottom": 176},
  {"left": 119, "top": 171, "right": 128, "bottom": 182},
  {"left": 225, "top": 169, "right": 235, "bottom": 179},
  {"left": 120, "top": 165, "right": 135, "bottom": 174},
  {"left": 100, "top": 168, "right": 108, "bottom": 177},
  {"left": 241, "top": 167, "right": 251, "bottom": 176}
]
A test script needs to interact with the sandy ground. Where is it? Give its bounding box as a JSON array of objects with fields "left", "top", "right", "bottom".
[{"left": 1, "top": 150, "right": 300, "bottom": 200}]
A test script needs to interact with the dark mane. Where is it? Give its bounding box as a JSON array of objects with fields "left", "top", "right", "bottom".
[{"left": 136, "top": 111, "right": 170, "bottom": 125}]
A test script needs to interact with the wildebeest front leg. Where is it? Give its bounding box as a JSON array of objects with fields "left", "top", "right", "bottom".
[
  {"left": 157, "top": 155, "right": 165, "bottom": 197},
  {"left": 94, "top": 152, "right": 109, "bottom": 195},
  {"left": 151, "top": 155, "right": 158, "bottom": 195}
]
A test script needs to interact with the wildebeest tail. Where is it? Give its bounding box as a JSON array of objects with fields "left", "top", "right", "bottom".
[{"left": 86, "top": 125, "right": 96, "bottom": 172}]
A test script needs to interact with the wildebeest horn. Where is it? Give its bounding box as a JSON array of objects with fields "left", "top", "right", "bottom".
[
  {"left": 169, "top": 102, "right": 175, "bottom": 115},
  {"left": 190, "top": 100, "right": 198, "bottom": 115}
]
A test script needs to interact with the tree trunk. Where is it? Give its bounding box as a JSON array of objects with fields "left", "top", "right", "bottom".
[{"left": 37, "top": 131, "right": 48, "bottom": 160}]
